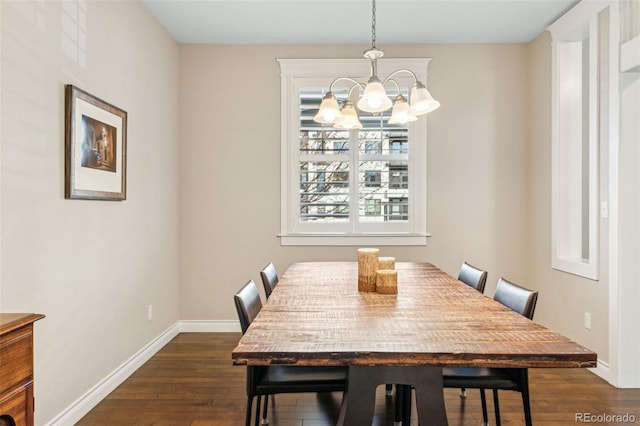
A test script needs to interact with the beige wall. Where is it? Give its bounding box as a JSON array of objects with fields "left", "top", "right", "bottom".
[
  {"left": 179, "top": 43, "right": 531, "bottom": 321},
  {"left": 0, "top": 1, "right": 180, "bottom": 423},
  {"left": 527, "top": 32, "right": 609, "bottom": 363}
]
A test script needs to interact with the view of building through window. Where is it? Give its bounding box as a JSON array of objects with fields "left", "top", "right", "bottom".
[{"left": 299, "top": 88, "right": 410, "bottom": 225}]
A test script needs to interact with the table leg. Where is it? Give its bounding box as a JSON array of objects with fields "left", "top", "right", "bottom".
[
  {"left": 394, "top": 384, "right": 404, "bottom": 425},
  {"left": 337, "top": 365, "right": 448, "bottom": 426},
  {"left": 402, "top": 384, "right": 412, "bottom": 426}
]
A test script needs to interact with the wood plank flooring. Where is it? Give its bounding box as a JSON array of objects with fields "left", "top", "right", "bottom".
[{"left": 77, "top": 333, "right": 640, "bottom": 425}]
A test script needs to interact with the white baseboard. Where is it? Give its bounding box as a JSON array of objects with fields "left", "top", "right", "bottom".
[
  {"left": 179, "top": 319, "right": 241, "bottom": 332},
  {"left": 45, "top": 323, "right": 180, "bottom": 426},
  {"left": 45, "top": 320, "right": 240, "bottom": 425},
  {"left": 588, "top": 358, "right": 610, "bottom": 383}
]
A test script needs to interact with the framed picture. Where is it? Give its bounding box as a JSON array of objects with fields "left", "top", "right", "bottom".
[{"left": 65, "top": 85, "right": 127, "bottom": 200}]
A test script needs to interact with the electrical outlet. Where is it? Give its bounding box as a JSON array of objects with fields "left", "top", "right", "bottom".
[
  {"left": 147, "top": 304, "right": 153, "bottom": 321},
  {"left": 584, "top": 312, "right": 591, "bottom": 330}
]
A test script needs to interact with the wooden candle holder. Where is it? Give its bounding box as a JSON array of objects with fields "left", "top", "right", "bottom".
[
  {"left": 379, "top": 256, "right": 395, "bottom": 270},
  {"left": 357, "top": 248, "right": 379, "bottom": 292},
  {"left": 376, "top": 269, "right": 398, "bottom": 294}
]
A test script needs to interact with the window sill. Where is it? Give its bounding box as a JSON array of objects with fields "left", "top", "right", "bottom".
[
  {"left": 552, "top": 257, "right": 599, "bottom": 281},
  {"left": 278, "top": 233, "right": 430, "bottom": 246}
]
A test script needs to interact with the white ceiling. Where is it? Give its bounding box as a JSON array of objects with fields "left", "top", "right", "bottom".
[{"left": 141, "top": 0, "right": 579, "bottom": 45}]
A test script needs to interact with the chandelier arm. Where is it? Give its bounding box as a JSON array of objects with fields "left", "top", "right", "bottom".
[
  {"left": 347, "top": 84, "right": 362, "bottom": 98},
  {"left": 328, "top": 77, "right": 366, "bottom": 92},
  {"left": 381, "top": 69, "right": 419, "bottom": 86},
  {"left": 384, "top": 78, "right": 401, "bottom": 95}
]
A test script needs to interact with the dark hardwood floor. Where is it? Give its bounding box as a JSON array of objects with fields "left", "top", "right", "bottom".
[{"left": 77, "top": 333, "right": 640, "bottom": 425}]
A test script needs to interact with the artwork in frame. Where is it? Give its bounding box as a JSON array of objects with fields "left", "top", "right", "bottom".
[{"left": 65, "top": 85, "right": 127, "bottom": 200}]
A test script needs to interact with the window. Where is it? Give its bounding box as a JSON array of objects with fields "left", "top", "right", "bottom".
[
  {"left": 548, "top": 1, "right": 617, "bottom": 280},
  {"left": 278, "top": 59, "right": 431, "bottom": 246},
  {"left": 364, "top": 171, "right": 381, "bottom": 188},
  {"left": 365, "top": 140, "right": 381, "bottom": 154},
  {"left": 388, "top": 197, "right": 409, "bottom": 221},
  {"left": 389, "top": 163, "right": 409, "bottom": 189},
  {"left": 365, "top": 199, "right": 381, "bottom": 216}
]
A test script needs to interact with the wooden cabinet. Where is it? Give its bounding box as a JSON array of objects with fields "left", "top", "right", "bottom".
[{"left": 0, "top": 314, "right": 44, "bottom": 426}]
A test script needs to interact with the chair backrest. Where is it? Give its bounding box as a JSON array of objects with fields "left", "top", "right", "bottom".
[
  {"left": 234, "top": 280, "right": 262, "bottom": 334},
  {"left": 260, "top": 262, "right": 279, "bottom": 299},
  {"left": 457, "top": 262, "right": 488, "bottom": 294},
  {"left": 493, "top": 277, "right": 538, "bottom": 320}
]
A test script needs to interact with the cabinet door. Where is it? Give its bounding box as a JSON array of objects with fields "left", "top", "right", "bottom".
[{"left": 0, "top": 384, "right": 32, "bottom": 425}]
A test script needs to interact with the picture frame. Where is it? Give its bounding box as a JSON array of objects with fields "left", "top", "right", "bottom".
[{"left": 65, "top": 85, "right": 127, "bottom": 200}]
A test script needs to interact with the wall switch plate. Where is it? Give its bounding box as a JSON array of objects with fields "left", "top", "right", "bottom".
[{"left": 147, "top": 305, "right": 153, "bottom": 321}]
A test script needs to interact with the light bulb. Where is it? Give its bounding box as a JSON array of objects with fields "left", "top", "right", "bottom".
[
  {"left": 334, "top": 101, "right": 363, "bottom": 129},
  {"left": 389, "top": 95, "right": 417, "bottom": 125},
  {"left": 313, "top": 92, "right": 341, "bottom": 124},
  {"left": 323, "top": 110, "right": 337, "bottom": 122},
  {"left": 367, "top": 97, "right": 382, "bottom": 109},
  {"left": 357, "top": 77, "right": 392, "bottom": 113}
]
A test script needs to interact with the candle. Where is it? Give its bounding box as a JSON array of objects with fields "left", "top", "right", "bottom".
[
  {"left": 376, "top": 269, "right": 398, "bottom": 294},
  {"left": 378, "top": 256, "right": 395, "bottom": 270},
  {"left": 357, "top": 248, "right": 379, "bottom": 292}
]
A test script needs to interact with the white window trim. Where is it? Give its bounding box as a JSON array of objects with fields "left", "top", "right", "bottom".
[
  {"left": 548, "top": 1, "right": 619, "bottom": 280},
  {"left": 277, "top": 58, "right": 432, "bottom": 246}
]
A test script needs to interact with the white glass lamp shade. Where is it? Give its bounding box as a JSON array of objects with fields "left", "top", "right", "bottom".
[
  {"left": 334, "top": 101, "right": 363, "bottom": 129},
  {"left": 357, "top": 77, "right": 393, "bottom": 113},
  {"left": 389, "top": 95, "right": 417, "bottom": 125},
  {"left": 313, "top": 92, "right": 341, "bottom": 124},
  {"left": 409, "top": 81, "right": 440, "bottom": 116}
]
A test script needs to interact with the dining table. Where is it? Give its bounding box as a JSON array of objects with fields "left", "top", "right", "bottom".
[{"left": 231, "top": 261, "right": 597, "bottom": 425}]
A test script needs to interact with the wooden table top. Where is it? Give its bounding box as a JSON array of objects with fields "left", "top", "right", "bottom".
[{"left": 232, "top": 262, "right": 597, "bottom": 368}]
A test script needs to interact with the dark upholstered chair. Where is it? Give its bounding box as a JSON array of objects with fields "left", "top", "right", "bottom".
[
  {"left": 235, "top": 280, "right": 262, "bottom": 334},
  {"left": 260, "top": 262, "right": 279, "bottom": 299},
  {"left": 493, "top": 277, "right": 538, "bottom": 320},
  {"left": 457, "top": 261, "right": 488, "bottom": 294},
  {"left": 234, "top": 280, "right": 348, "bottom": 426},
  {"left": 454, "top": 262, "right": 489, "bottom": 399},
  {"left": 443, "top": 277, "right": 539, "bottom": 426}
]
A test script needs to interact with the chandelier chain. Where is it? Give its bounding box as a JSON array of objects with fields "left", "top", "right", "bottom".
[{"left": 371, "top": 0, "right": 376, "bottom": 48}]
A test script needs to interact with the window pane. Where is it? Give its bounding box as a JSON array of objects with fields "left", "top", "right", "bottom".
[
  {"left": 358, "top": 160, "right": 409, "bottom": 222},
  {"left": 358, "top": 120, "right": 410, "bottom": 223},
  {"left": 359, "top": 129, "right": 409, "bottom": 156},
  {"left": 300, "top": 161, "right": 349, "bottom": 222},
  {"left": 300, "top": 130, "right": 349, "bottom": 155}
]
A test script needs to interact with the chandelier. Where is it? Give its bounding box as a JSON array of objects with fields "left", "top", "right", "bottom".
[{"left": 313, "top": 0, "right": 440, "bottom": 129}]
